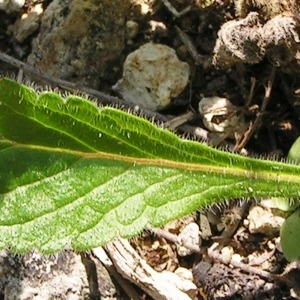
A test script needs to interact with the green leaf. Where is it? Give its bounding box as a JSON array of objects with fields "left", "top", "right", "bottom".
[
  {"left": 278, "top": 136, "right": 300, "bottom": 261},
  {"left": 271, "top": 197, "right": 298, "bottom": 212},
  {"left": 270, "top": 137, "right": 300, "bottom": 211},
  {"left": 1, "top": 78, "right": 300, "bottom": 253},
  {"left": 288, "top": 136, "right": 300, "bottom": 164},
  {"left": 280, "top": 208, "right": 300, "bottom": 261}
]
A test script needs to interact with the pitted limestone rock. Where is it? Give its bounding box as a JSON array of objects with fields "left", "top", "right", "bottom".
[{"left": 27, "top": 0, "right": 130, "bottom": 91}]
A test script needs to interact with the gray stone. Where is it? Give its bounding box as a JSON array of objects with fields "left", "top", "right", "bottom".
[
  {"left": 0, "top": 0, "right": 25, "bottom": 13},
  {"left": 27, "top": 0, "right": 130, "bottom": 91}
]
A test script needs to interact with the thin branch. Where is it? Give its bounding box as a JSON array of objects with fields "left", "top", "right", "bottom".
[
  {"left": 234, "top": 65, "right": 276, "bottom": 152},
  {"left": 160, "top": 0, "right": 191, "bottom": 18},
  {"left": 175, "top": 26, "right": 211, "bottom": 68},
  {"left": 245, "top": 77, "right": 256, "bottom": 107},
  {"left": 148, "top": 226, "right": 202, "bottom": 254},
  {"left": 207, "top": 243, "right": 275, "bottom": 280}
]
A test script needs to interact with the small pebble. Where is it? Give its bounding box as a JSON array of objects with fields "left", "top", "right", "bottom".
[{"left": 0, "top": 0, "right": 25, "bottom": 13}]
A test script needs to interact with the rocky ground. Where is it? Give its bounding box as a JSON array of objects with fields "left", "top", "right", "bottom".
[{"left": 1, "top": 0, "right": 300, "bottom": 299}]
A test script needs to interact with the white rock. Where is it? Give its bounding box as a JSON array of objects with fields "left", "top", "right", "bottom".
[
  {"left": 174, "top": 267, "right": 194, "bottom": 281},
  {"left": 13, "top": 7, "right": 42, "bottom": 43},
  {"left": 126, "top": 20, "right": 139, "bottom": 40},
  {"left": 161, "top": 270, "right": 198, "bottom": 298},
  {"left": 198, "top": 96, "right": 246, "bottom": 136},
  {"left": 231, "top": 253, "right": 242, "bottom": 263},
  {"left": 0, "top": 0, "right": 25, "bottom": 13},
  {"left": 177, "top": 222, "right": 200, "bottom": 256},
  {"left": 247, "top": 205, "right": 285, "bottom": 235},
  {"left": 221, "top": 246, "right": 233, "bottom": 264},
  {"left": 113, "top": 43, "right": 190, "bottom": 110}
]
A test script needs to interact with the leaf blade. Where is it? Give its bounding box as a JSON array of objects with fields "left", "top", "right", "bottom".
[{"left": 1, "top": 78, "right": 300, "bottom": 252}]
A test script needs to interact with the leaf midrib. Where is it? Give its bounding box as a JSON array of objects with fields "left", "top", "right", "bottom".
[{"left": 4, "top": 140, "right": 300, "bottom": 184}]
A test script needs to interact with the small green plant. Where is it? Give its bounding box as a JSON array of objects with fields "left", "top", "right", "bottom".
[
  {"left": 0, "top": 78, "right": 300, "bottom": 257},
  {"left": 278, "top": 137, "right": 300, "bottom": 261}
]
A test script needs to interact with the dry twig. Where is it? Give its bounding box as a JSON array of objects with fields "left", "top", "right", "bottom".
[
  {"left": 92, "top": 247, "right": 141, "bottom": 300},
  {"left": 207, "top": 242, "right": 275, "bottom": 280},
  {"left": 103, "top": 238, "right": 196, "bottom": 300},
  {"left": 175, "top": 26, "right": 210, "bottom": 67},
  {"left": 234, "top": 65, "right": 276, "bottom": 151},
  {"left": 160, "top": 0, "right": 191, "bottom": 18}
]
